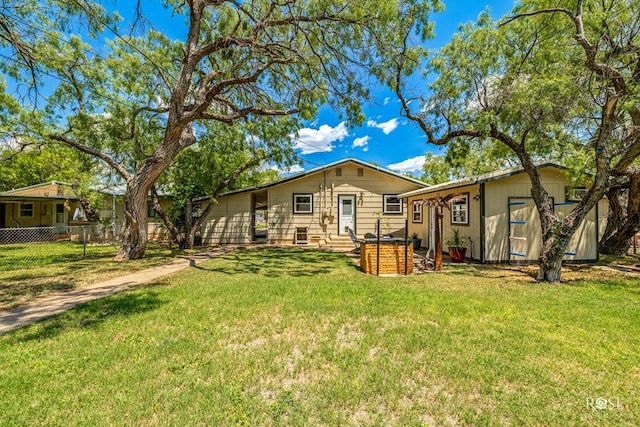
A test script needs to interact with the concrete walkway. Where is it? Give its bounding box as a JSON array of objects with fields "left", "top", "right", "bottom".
[{"left": 0, "top": 246, "right": 237, "bottom": 335}]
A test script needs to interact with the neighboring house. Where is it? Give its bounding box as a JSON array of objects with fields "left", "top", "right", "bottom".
[
  {"left": 199, "top": 158, "right": 429, "bottom": 245},
  {"left": 399, "top": 163, "right": 609, "bottom": 263},
  {"left": 0, "top": 181, "right": 172, "bottom": 241},
  {"left": 0, "top": 182, "right": 85, "bottom": 232}
]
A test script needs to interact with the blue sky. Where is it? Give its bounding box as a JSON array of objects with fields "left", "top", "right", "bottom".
[{"left": 281, "top": 1, "right": 516, "bottom": 176}]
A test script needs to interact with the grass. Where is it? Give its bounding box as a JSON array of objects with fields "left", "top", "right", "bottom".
[
  {"left": 0, "top": 241, "right": 181, "bottom": 309},
  {"left": 1, "top": 246, "right": 639, "bottom": 425}
]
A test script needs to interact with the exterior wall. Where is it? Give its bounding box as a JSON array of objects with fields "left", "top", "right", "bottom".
[
  {"left": 199, "top": 162, "right": 426, "bottom": 245},
  {"left": 201, "top": 192, "right": 253, "bottom": 244},
  {"left": 406, "top": 184, "right": 481, "bottom": 257},
  {"left": 483, "top": 167, "right": 598, "bottom": 262},
  {"left": 267, "top": 164, "right": 423, "bottom": 244},
  {"left": 407, "top": 167, "right": 601, "bottom": 263},
  {"left": 597, "top": 198, "right": 609, "bottom": 241},
  {"left": 1, "top": 199, "right": 81, "bottom": 228}
]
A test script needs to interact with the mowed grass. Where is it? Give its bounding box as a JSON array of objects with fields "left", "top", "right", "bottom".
[
  {"left": 1, "top": 247, "right": 639, "bottom": 426},
  {"left": 0, "top": 242, "right": 180, "bottom": 308}
]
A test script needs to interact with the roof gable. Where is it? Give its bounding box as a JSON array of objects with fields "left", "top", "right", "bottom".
[{"left": 211, "top": 158, "right": 428, "bottom": 199}]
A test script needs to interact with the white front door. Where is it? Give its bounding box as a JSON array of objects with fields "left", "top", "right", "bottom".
[
  {"left": 54, "top": 202, "right": 67, "bottom": 232},
  {"left": 338, "top": 195, "right": 355, "bottom": 235}
]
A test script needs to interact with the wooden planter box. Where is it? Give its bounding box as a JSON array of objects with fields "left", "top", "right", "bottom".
[{"left": 360, "top": 239, "right": 413, "bottom": 275}]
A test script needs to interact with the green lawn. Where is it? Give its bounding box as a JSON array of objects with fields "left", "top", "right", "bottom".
[
  {"left": 0, "top": 242, "right": 181, "bottom": 308},
  {"left": 1, "top": 247, "right": 638, "bottom": 425}
]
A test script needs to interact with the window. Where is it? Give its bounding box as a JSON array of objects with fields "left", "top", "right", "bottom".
[
  {"left": 451, "top": 194, "right": 469, "bottom": 225},
  {"left": 566, "top": 187, "right": 588, "bottom": 201},
  {"left": 335, "top": 167, "right": 342, "bottom": 177},
  {"left": 383, "top": 194, "right": 402, "bottom": 214},
  {"left": 357, "top": 168, "right": 364, "bottom": 177},
  {"left": 55, "top": 203, "right": 65, "bottom": 223},
  {"left": 293, "top": 194, "right": 313, "bottom": 214},
  {"left": 412, "top": 202, "right": 422, "bottom": 223},
  {"left": 19, "top": 203, "right": 34, "bottom": 218}
]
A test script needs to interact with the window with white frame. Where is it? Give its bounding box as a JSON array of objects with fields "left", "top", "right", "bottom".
[
  {"left": 383, "top": 194, "right": 402, "bottom": 214},
  {"left": 19, "top": 202, "right": 34, "bottom": 218},
  {"left": 293, "top": 193, "right": 313, "bottom": 214},
  {"left": 451, "top": 194, "right": 469, "bottom": 225},
  {"left": 412, "top": 202, "right": 422, "bottom": 223}
]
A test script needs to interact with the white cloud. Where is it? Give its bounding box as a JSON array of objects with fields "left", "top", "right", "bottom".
[
  {"left": 366, "top": 118, "right": 399, "bottom": 135},
  {"left": 351, "top": 135, "right": 370, "bottom": 149},
  {"left": 387, "top": 155, "right": 426, "bottom": 173},
  {"left": 292, "top": 122, "right": 349, "bottom": 154},
  {"left": 383, "top": 97, "right": 390, "bottom": 106},
  {"left": 271, "top": 164, "right": 305, "bottom": 174}
]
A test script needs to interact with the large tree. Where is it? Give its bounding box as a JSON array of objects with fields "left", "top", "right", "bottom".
[
  {"left": 392, "top": 0, "right": 640, "bottom": 282},
  {"left": 10, "top": 0, "right": 443, "bottom": 260}
]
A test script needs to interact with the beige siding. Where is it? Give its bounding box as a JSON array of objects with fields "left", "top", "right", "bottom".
[
  {"left": 484, "top": 167, "right": 598, "bottom": 262},
  {"left": 597, "top": 198, "right": 609, "bottom": 241},
  {"left": 407, "top": 166, "right": 600, "bottom": 262},
  {"left": 201, "top": 162, "right": 426, "bottom": 245},
  {"left": 201, "top": 192, "right": 253, "bottom": 244},
  {"left": 407, "top": 184, "right": 481, "bottom": 256},
  {"left": 267, "top": 163, "right": 423, "bottom": 244},
  {"left": 1, "top": 199, "right": 82, "bottom": 228}
]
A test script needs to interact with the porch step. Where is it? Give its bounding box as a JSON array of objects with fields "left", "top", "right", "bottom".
[{"left": 318, "top": 234, "right": 358, "bottom": 252}]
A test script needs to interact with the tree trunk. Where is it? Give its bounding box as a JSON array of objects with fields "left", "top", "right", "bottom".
[
  {"left": 600, "top": 171, "right": 640, "bottom": 255},
  {"left": 115, "top": 181, "right": 149, "bottom": 260},
  {"left": 434, "top": 206, "right": 443, "bottom": 271},
  {"left": 150, "top": 187, "right": 186, "bottom": 248},
  {"left": 77, "top": 197, "right": 101, "bottom": 223},
  {"left": 536, "top": 224, "right": 571, "bottom": 282}
]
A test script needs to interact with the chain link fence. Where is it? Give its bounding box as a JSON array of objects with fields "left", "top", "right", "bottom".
[{"left": 0, "top": 225, "right": 122, "bottom": 270}]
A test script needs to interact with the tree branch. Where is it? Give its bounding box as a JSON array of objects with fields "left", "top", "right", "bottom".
[{"left": 47, "top": 133, "right": 131, "bottom": 181}]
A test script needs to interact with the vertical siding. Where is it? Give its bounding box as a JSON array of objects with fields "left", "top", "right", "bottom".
[
  {"left": 201, "top": 193, "right": 253, "bottom": 244},
  {"left": 597, "top": 198, "right": 609, "bottom": 241},
  {"left": 407, "top": 167, "right": 601, "bottom": 262},
  {"left": 484, "top": 168, "right": 598, "bottom": 262}
]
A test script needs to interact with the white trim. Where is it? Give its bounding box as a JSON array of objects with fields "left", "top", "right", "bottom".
[
  {"left": 293, "top": 193, "right": 313, "bottom": 214},
  {"left": 383, "top": 194, "right": 402, "bottom": 214}
]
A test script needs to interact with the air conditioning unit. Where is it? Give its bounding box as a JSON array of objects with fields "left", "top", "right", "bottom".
[{"left": 566, "top": 188, "right": 589, "bottom": 201}]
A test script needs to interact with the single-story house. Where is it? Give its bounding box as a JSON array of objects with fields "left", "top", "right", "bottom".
[
  {"left": 199, "top": 158, "right": 429, "bottom": 245},
  {"left": 0, "top": 181, "right": 172, "bottom": 241},
  {"left": 0, "top": 181, "right": 86, "bottom": 233},
  {"left": 399, "top": 163, "right": 609, "bottom": 263}
]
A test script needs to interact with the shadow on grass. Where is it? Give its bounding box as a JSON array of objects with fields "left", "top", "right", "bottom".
[
  {"left": 195, "top": 246, "right": 357, "bottom": 277},
  {"left": 0, "top": 280, "right": 75, "bottom": 308},
  {"left": 440, "top": 262, "right": 640, "bottom": 289},
  {"left": 8, "top": 286, "right": 167, "bottom": 342}
]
